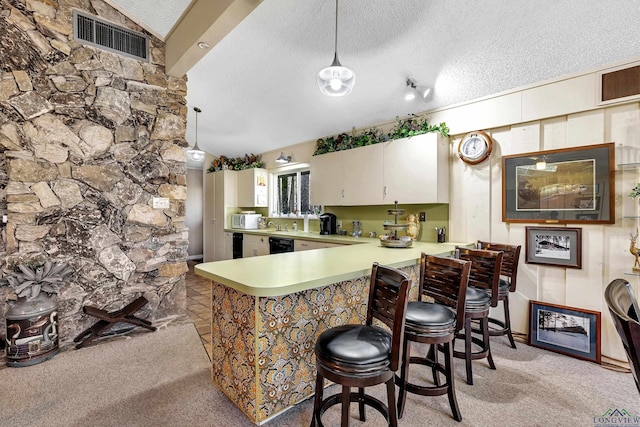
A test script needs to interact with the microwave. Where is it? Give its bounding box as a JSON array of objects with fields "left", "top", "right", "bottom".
[{"left": 231, "top": 214, "right": 262, "bottom": 229}]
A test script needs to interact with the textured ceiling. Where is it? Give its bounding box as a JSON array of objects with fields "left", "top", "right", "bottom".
[{"left": 109, "top": 0, "right": 640, "bottom": 168}]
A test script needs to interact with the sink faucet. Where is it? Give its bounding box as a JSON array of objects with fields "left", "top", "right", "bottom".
[{"left": 268, "top": 221, "right": 282, "bottom": 231}]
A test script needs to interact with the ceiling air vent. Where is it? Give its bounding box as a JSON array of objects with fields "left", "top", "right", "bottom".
[
  {"left": 600, "top": 63, "right": 640, "bottom": 103},
  {"left": 73, "top": 10, "right": 148, "bottom": 62}
]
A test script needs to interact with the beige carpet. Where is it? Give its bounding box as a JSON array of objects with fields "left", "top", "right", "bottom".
[{"left": 1, "top": 322, "right": 638, "bottom": 426}]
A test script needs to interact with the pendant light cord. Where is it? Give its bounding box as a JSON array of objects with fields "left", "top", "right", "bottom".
[
  {"left": 334, "top": 0, "right": 339, "bottom": 55},
  {"left": 193, "top": 106, "right": 201, "bottom": 150}
]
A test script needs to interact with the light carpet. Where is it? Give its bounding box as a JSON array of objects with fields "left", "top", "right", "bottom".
[{"left": 1, "top": 322, "right": 639, "bottom": 427}]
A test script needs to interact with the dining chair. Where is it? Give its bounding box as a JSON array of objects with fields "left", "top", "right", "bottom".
[
  {"left": 476, "top": 241, "right": 521, "bottom": 348},
  {"left": 453, "top": 247, "right": 503, "bottom": 385},
  {"left": 396, "top": 253, "right": 471, "bottom": 422},
  {"left": 310, "top": 262, "right": 410, "bottom": 427},
  {"left": 604, "top": 278, "right": 640, "bottom": 395}
]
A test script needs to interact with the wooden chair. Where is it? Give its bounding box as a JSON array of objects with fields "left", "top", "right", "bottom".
[
  {"left": 310, "top": 263, "right": 410, "bottom": 427},
  {"left": 477, "top": 241, "right": 521, "bottom": 348},
  {"left": 604, "top": 278, "right": 640, "bottom": 395},
  {"left": 396, "top": 254, "right": 471, "bottom": 422},
  {"left": 453, "top": 247, "right": 503, "bottom": 385}
]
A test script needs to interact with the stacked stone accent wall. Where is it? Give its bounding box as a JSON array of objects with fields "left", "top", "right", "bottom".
[{"left": 0, "top": 0, "right": 189, "bottom": 352}]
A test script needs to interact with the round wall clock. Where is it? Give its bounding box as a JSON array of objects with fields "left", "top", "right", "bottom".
[{"left": 458, "top": 130, "right": 493, "bottom": 165}]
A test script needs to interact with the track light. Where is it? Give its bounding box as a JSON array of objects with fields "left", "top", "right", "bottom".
[
  {"left": 404, "top": 78, "right": 431, "bottom": 101},
  {"left": 276, "top": 152, "right": 292, "bottom": 164},
  {"left": 186, "top": 107, "right": 205, "bottom": 163}
]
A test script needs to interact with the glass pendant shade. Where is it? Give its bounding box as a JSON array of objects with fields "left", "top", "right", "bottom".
[
  {"left": 187, "top": 145, "right": 205, "bottom": 162},
  {"left": 187, "top": 106, "right": 205, "bottom": 163},
  {"left": 318, "top": 53, "right": 355, "bottom": 96},
  {"left": 318, "top": 0, "right": 354, "bottom": 97}
]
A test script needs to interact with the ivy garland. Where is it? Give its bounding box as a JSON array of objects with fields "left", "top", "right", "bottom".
[
  {"left": 314, "top": 114, "right": 449, "bottom": 156},
  {"left": 207, "top": 153, "right": 265, "bottom": 173}
]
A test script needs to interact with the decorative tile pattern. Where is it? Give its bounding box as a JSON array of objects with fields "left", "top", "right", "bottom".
[{"left": 209, "top": 263, "right": 419, "bottom": 424}]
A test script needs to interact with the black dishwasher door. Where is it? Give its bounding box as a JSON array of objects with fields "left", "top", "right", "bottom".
[
  {"left": 232, "top": 233, "right": 243, "bottom": 259},
  {"left": 269, "top": 237, "right": 294, "bottom": 254}
]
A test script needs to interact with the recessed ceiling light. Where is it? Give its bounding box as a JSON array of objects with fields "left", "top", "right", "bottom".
[{"left": 197, "top": 41, "right": 210, "bottom": 49}]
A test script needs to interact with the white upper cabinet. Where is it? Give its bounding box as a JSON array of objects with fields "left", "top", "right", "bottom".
[
  {"left": 310, "top": 151, "right": 343, "bottom": 206},
  {"left": 383, "top": 133, "right": 449, "bottom": 204},
  {"left": 310, "top": 133, "right": 449, "bottom": 206},
  {"left": 342, "top": 144, "right": 384, "bottom": 205},
  {"left": 237, "top": 168, "right": 268, "bottom": 207}
]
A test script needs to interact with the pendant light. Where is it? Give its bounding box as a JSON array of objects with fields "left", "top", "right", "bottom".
[
  {"left": 186, "top": 106, "right": 205, "bottom": 163},
  {"left": 317, "top": 0, "right": 355, "bottom": 96}
]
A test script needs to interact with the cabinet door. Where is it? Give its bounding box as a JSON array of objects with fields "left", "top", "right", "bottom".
[
  {"left": 237, "top": 168, "right": 268, "bottom": 207},
  {"left": 203, "top": 169, "right": 216, "bottom": 262},
  {"left": 223, "top": 232, "right": 233, "bottom": 260},
  {"left": 383, "top": 133, "right": 449, "bottom": 204},
  {"left": 342, "top": 144, "right": 384, "bottom": 205},
  {"left": 243, "top": 234, "right": 269, "bottom": 257},
  {"left": 310, "top": 151, "right": 343, "bottom": 206}
]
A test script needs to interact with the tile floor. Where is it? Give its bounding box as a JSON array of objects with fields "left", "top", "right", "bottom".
[{"left": 186, "top": 260, "right": 212, "bottom": 360}]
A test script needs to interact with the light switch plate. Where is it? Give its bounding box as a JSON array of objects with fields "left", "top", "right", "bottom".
[{"left": 152, "top": 197, "right": 170, "bottom": 209}]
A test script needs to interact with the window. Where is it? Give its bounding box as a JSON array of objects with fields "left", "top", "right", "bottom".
[{"left": 273, "top": 169, "right": 320, "bottom": 216}]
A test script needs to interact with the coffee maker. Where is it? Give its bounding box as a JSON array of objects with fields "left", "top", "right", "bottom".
[{"left": 319, "top": 213, "right": 337, "bottom": 235}]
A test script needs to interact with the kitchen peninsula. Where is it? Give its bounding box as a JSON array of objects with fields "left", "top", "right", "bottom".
[{"left": 195, "top": 238, "right": 466, "bottom": 424}]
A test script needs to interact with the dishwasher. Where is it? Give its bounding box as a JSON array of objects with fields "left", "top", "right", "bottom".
[
  {"left": 232, "top": 233, "right": 243, "bottom": 259},
  {"left": 269, "top": 237, "right": 294, "bottom": 254}
]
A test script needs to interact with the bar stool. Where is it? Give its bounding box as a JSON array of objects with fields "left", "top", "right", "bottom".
[
  {"left": 395, "top": 254, "right": 471, "bottom": 422},
  {"left": 477, "top": 241, "right": 521, "bottom": 349},
  {"left": 310, "top": 262, "right": 410, "bottom": 427},
  {"left": 453, "top": 247, "right": 503, "bottom": 385}
]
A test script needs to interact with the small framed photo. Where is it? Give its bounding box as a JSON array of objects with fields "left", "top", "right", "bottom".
[
  {"left": 525, "top": 226, "right": 582, "bottom": 269},
  {"left": 529, "top": 301, "right": 601, "bottom": 364}
]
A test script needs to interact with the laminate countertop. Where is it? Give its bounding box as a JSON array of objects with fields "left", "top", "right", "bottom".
[{"left": 195, "top": 238, "right": 469, "bottom": 297}]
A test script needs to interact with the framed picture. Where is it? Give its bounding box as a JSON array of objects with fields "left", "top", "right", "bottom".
[
  {"left": 525, "top": 226, "right": 582, "bottom": 268},
  {"left": 529, "top": 301, "right": 601, "bottom": 364},
  {"left": 502, "top": 143, "right": 614, "bottom": 223}
]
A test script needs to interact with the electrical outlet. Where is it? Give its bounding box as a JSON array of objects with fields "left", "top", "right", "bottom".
[
  {"left": 152, "top": 197, "right": 170, "bottom": 209},
  {"left": 419, "top": 212, "right": 426, "bottom": 222},
  {"left": 336, "top": 220, "right": 342, "bottom": 228}
]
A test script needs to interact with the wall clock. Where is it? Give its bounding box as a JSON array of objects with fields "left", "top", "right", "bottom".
[{"left": 458, "top": 130, "right": 493, "bottom": 165}]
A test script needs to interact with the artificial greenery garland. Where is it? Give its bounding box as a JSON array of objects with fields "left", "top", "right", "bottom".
[
  {"left": 207, "top": 153, "right": 264, "bottom": 173},
  {"left": 314, "top": 114, "right": 449, "bottom": 155}
]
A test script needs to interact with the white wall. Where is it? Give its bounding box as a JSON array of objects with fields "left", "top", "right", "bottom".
[
  {"left": 186, "top": 168, "right": 203, "bottom": 259},
  {"left": 431, "top": 59, "right": 640, "bottom": 363}
]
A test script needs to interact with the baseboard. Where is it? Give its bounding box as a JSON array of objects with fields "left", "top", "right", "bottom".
[{"left": 187, "top": 254, "right": 204, "bottom": 261}]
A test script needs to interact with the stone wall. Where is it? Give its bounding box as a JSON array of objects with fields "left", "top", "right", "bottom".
[{"left": 0, "top": 0, "right": 189, "bottom": 351}]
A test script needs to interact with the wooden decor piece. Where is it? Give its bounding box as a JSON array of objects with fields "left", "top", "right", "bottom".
[{"left": 73, "top": 296, "right": 156, "bottom": 349}]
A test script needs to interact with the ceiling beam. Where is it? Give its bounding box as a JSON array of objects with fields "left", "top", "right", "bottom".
[{"left": 165, "top": 0, "right": 262, "bottom": 77}]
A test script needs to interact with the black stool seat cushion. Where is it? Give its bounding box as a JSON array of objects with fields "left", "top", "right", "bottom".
[
  {"left": 405, "top": 301, "right": 456, "bottom": 334},
  {"left": 315, "top": 324, "right": 391, "bottom": 368},
  {"left": 499, "top": 278, "right": 510, "bottom": 296},
  {"left": 465, "top": 287, "right": 491, "bottom": 312}
]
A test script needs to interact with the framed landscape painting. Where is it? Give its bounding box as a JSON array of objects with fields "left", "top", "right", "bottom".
[
  {"left": 502, "top": 143, "right": 614, "bottom": 224},
  {"left": 525, "top": 226, "right": 582, "bottom": 269},
  {"left": 529, "top": 301, "right": 601, "bottom": 364}
]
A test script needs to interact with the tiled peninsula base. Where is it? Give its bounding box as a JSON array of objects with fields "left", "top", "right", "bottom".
[{"left": 209, "top": 264, "right": 419, "bottom": 424}]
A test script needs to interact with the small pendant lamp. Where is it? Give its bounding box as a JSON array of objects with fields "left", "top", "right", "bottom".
[
  {"left": 186, "top": 106, "right": 205, "bottom": 163},
  {"left": 317, "top": 0, "right": 355, "bottom": 96}
]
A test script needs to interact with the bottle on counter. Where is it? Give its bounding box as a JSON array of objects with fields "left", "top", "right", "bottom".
[{"left": 293, "top": 221, "right": 298, "bottom": 231}]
